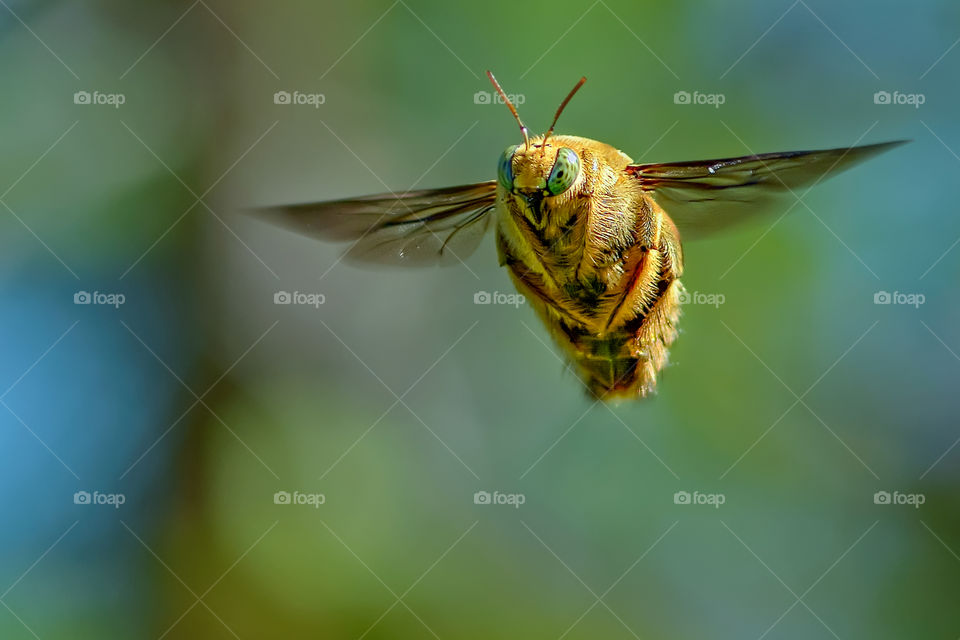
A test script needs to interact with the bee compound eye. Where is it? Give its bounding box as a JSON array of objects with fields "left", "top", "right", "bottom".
[
  {"left": 498, "top": 144, "right": 519, "bottom": 190},
  {"left": 547, "top": 147, "right": 580, "bottom": 195}
]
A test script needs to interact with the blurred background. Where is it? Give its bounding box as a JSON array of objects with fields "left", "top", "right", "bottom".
[{"left": 1, "top": 0, "right": 958, "bottom": 637}]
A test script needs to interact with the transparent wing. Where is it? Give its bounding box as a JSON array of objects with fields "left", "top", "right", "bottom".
[
  {"left": 258, "top": 181, "right": 499, "bottom": 266},
  {"left": 627, "top": 141, "right": 906, "bottom": 241}
]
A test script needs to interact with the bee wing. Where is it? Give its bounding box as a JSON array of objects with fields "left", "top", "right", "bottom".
[
  {"left": 627, "top": 141, "right": 906, "bottom": 241},
  {"left": 258, "top": 181, "right": 499, "bottom": 266}
]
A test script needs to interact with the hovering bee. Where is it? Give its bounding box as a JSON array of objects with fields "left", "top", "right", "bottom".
[{"left": 262, "top": 72, "right": 903, "bottom": 400}]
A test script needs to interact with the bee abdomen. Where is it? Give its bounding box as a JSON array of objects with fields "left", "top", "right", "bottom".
[{"left": 572, "top": 279, "right": 684, "bottom": 399}]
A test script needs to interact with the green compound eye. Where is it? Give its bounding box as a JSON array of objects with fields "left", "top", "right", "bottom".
[
  {"left": 497, "top": 145, "right": 519, "bottom": 190},
  {"left": 547, "top": 147, "right": 580, "bottom": 195}
]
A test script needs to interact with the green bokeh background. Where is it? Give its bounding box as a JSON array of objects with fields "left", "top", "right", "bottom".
[{"left": 1, "top": 1, "right": 958, "bottom": 638}]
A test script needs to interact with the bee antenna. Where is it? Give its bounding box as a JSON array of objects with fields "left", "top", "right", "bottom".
[
  {"left": 543, "top": 76, "right": 586, "bottom": 146},
  {"left": 486, "top": 70, "right": 529, "bottom": 151}
]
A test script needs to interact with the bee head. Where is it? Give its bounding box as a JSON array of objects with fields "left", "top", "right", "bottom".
[
  {"left": 486, "top": 71, "right": 587, "bottom": 222},
  {"left": 487, "top": 71, "right": 587, "bottom": 225},
  {"left": 498, "top": 139, "right": 581, "bottom": 201}
]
